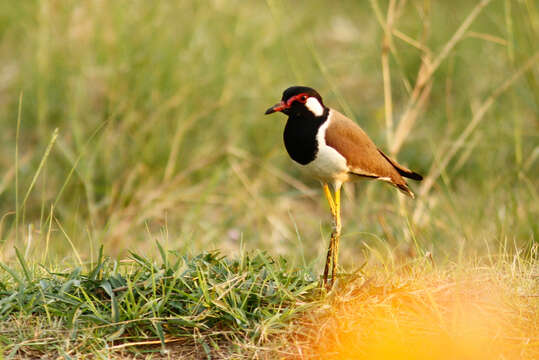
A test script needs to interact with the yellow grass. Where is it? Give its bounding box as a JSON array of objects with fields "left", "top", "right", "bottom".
[{"left": 291, "top": 257, "right": 539, "bottom": 359}]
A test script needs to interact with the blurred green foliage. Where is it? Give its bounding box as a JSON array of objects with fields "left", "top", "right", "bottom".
[{"left": 0, "top": 0, "right": 537, "bottom": 263}]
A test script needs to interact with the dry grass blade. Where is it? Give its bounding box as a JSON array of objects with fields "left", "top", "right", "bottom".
[
  {"left": 381, "top": 0, "right": 397, "bottom": 147},
  {"left": 20, "top": 128, "right": 59, "bottom": 210},
  {"left": 466, "top": 31, "right": 508, "bottom": 46},
  {"left": 391, "top": 78, "right": 433, "bottom": 155},
  {"left": 392, "top": 28, "right": 429, "bottom": 52},
  {"left": 227, "top": 146, "right": 316, "bottom": 198},
  {"left": 108, "top": 337, "right": 185, "bottom": 350},
  {"left": 421, "top": 0, "right": 494, "bottom": 88},
  {"left": 391, "top": 0, "right": 494, "bottom": 154}
]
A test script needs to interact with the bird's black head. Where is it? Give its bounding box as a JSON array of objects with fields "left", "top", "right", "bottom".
[{"left": 265, "top": 86, "right": 326, "bottom": 117}]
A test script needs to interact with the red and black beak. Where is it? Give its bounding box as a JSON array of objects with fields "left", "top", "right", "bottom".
[{"left": 265, "top": 101, "right": 287, "bottom": 115}]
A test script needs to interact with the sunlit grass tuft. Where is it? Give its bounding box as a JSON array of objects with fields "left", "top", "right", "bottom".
[{"left": 292, "top": 251, "right": 539, "bottom": 359}]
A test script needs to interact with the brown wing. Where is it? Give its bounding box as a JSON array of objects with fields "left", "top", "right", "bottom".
[{"left": 325, "top": 110, "right": 416, "bottom": 197}]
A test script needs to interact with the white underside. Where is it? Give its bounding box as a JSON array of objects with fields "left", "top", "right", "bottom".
[{"left": 300, "top": 110, "right": 350, "bottom": 188}]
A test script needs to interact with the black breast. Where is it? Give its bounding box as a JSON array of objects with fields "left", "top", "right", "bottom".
[{"left": 283, "top": 113, "right": 326, "bottom": 165}]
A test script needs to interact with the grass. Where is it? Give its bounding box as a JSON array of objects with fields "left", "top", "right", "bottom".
[
  {"left": 293, "top": 249, "right": 539, "bottom": 360},
  {"left": 0, "top": 0, "right": 538, "bottom": 358},
  {"left": 0, "top": 243, "right": 537, "bottom": 358},
  {"left": 0, "top": 244, "right": 319, "bottom": 358}
]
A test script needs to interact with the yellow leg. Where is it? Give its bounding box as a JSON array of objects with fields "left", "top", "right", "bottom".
[
  {"left": 323, "top": 234, "right": 334, "bottom": 287},
  {"left": 323, "top": 183, "right": 336, "bottom": 217},
  {"left": 331, "top": 184, "right": 342, "bottom": 286},
  {"left": 322, "top": 183, "right": 336, "bottom": 287}
]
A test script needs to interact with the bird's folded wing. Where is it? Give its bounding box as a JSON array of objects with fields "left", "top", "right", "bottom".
[{"left": 324, "top": 110, "right": 404, "bottom": 183}]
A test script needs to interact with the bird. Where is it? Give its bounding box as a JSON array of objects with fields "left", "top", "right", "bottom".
[{"left": 265, "top": 86, "right": 423, "bottom": 288}]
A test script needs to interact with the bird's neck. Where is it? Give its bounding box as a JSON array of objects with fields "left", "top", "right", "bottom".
[{"left": 283, "top": 109, "right": 330, "bottom": 165}]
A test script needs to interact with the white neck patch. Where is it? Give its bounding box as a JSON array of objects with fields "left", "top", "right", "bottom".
[{"left": 305, "top": 97, "right": 324, "bottom": 117}]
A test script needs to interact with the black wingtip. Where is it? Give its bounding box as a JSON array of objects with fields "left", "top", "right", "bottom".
[
  {"left": 406, "top": 171, "right": 423, "bottom": 181},
  {"left": 376, "top": 148, "right": 423, "bottom": 181}
]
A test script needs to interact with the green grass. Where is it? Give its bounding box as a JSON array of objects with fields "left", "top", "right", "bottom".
[
  {"left": 0, "top": 0, "right": 538, "bottom": 358},
  {"left": 0, "top": 245, "right": 318, "bottom": 358}
]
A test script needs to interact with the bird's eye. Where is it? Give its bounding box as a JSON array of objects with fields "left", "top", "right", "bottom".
[{"left": 301, "top": 95, "right": 308, "bottom": 102}]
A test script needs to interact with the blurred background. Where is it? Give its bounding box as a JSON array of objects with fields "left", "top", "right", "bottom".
[{"left": 0, "top": 0, "right": 537, "bottom": 267}]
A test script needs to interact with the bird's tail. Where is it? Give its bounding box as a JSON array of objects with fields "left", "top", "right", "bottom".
[{"left": 396, "top": 183, "right": 415, "bottom": 199}]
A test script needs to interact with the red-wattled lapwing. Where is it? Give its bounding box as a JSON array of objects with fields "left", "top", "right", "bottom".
[{"left": 265, "top": 86, "right": 422, "bottom": 288}]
